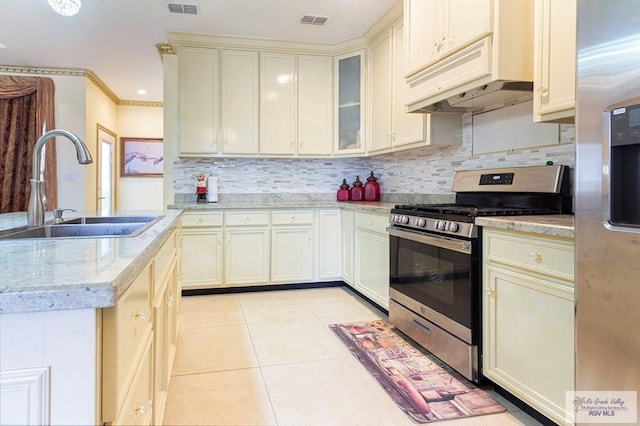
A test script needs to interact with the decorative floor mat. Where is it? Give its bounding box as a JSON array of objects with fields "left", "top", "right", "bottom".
[{"left": 329, "top": 320, "right": 505, "bottom": 423}]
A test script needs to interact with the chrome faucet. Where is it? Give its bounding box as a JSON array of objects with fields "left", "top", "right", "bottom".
[{"left": 27, "top": 129, "right": 93, "bottom": 227}]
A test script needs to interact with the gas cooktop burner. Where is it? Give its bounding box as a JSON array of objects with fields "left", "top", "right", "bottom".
[{"left": 392, "top": 204, "right": 559, "bottom": 218}]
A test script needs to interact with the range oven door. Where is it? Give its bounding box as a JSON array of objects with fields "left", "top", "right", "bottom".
[{"left": 387, "top": 226, "right": 479, "bottom": 344}]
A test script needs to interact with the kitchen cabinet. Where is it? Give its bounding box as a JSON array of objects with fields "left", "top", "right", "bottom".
[
  {"left": 482, "top": 228, "right": 574, "bottom": 425},
  {"left": 0, "top": 226, "right": 181, "bottom": 426},
  {"left": 180, "top": 212, "right": 223, "bottom": 289},
  {"left": 271, "top": 210, "right": 314, "bottom": 283},
  {"left": 405, "top": 0, "right": 492, "bottom": 76},
  {"left": 178, "top": 47, "right": 218, "bottom": 155},
  {"left": 404, "top": 0, "right": 534, "bottom": 113},
  {"left": 298, "top": 55, "right": 334, "bottom": 156},
  {"left": 317, "top": 209, "right": 342, "bottom": 280},
  {"left": 533, "top": 0, "right": 576, "bottom": 123},
  {"left": 355, "top": 211, "right": 390, "bottom": 309},
  {"left": 341, "top": 210, "right": 355, "bottom": 286},
  {"left": 369, "top": 18, "right": 461, "bottom": 155},
  {"left": 151, "top": 230, "right": 179, "bottom": 426},
  {"left": 260, "top": 53, "right": 297, "bottom": 155},
  {"left": 220, "top": 50, "right": 259, "bottom": 154},
  {"left": 335, "top": 51, "right": 366, "bottom": 155},
  {"left": 224, "top": 210, "right": 270, "bottom": 285}
]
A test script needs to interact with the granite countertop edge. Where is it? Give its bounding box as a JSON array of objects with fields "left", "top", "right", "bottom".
[
  {"left": 475, "top": 215, "right": 575, "bottom": 238},
  {"left": 0, "top": 210, "right": 183, "bottom": 315},
  {"left": 168, "top": 200, "right": 397, "bottom": 213}
]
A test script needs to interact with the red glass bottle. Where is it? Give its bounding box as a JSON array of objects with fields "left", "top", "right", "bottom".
[
  {"left": 337, "top": 179, "right": 351, "bottom": 201},
  {"left": 351, "top": 176, "right": 364, "bottom": 201},
  {"left": 364, "top": 171, "right": 380, "bottom": 201}
]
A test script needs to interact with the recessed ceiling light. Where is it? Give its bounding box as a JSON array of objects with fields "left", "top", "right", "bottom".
[
  {"left": 137, "top": 89, "right": 147, "bottom": 95},
  {"left": 0, "top": 43, "right": 6, "bottom": 49},
  {"left": 48, "top": 0, "right": 81, "bottom": 16}
]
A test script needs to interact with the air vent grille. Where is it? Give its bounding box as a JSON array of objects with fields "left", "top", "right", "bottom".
[
  {"left": 168, "top": 3, "right": 199, "bottom": 15},
  {"left": 299, "top": 15, "right": 329, "bottom": 26}
]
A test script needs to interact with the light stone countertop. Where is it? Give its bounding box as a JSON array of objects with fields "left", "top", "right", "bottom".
[
  {"left": 475, "top": 215, "right": 575, "bottom": 239},
  {"left": 170, "top": 200, "right": 397, "bottom": 214},
  {"left": 0, "top": 209, "right": 183, "bottom": 314}
]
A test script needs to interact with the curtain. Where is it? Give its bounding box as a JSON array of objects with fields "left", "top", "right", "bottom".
[{"left": 0, "top": 76, "right": 57, "bottom": 213}]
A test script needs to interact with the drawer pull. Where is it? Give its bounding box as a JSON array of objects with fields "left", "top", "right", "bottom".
[
  {"left": 529, "top": 251, "right": 542, "bottom": 263},
  {"left": 134, "top": 309, "right": 150, "bottom": 321},
  {"left": 197, "top": 217, "right": 203, "bottom": 223},
  {"left": 134, "top": 400, "right": 152, "bottom": 415},
  {"left": 413, "top": 319, "right": 431, "bottom": 335}
]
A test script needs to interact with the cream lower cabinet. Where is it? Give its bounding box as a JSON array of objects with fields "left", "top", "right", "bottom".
[
  {"left": 354, "top": 211, "right": 390, "bottom": 309},
  {"left": 271, "top": 210, "right": 314, "bottom": 283},
  {"left": 341, "top": 210, "right": 355, "bottom": 285},
  {"left": 180, "top": 212, "right": 223, "bottom": 289},
  {"left": 224, "top": 210, "right": 270, "bottom": 285},
  {"left": 482, "top": 228, "right": 574, "bottom": 425},
  {"left": 317, "top": 209, "right": 342, "bottom": 280}
]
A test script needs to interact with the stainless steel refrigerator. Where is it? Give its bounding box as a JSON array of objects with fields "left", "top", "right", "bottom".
[{"left": 575, "top": 1, "right": 640, "bottom": 424}]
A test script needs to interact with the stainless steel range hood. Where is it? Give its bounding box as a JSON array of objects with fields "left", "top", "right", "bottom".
[{"left": 412, "top": 81, "right": 534, "bottom": 114}]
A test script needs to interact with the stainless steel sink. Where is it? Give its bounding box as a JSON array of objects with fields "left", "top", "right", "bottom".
[
  {"left": 60, "top": 215, "right": 160, "bottom": 225},
  {"left": 0, "top": 215, "right": 164, "bottom": 240}
]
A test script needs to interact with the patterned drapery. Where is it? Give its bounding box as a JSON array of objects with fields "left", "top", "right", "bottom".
[{"left": 0, "top": 76, "right": 57, "bottom": 213}]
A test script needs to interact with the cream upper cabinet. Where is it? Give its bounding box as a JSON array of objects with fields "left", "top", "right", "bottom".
[
  {"left": 404, "top": 0, "right": 491, "bottom": 77},
  {"left": 178, "top": 48, "right": 218, "bottom": 155},
  {"left": 369, "top": 19, "right": 461, "bottom": 154},
  {"left": 260, "top": 53, "right": 297, "bottom": 155},
  {"left": 298, "top": 55, "right": 333, "bottom": 156},
  {"left": 533, "top": 0, "right": 576, "bottom": 123},
  {"left": 369, "top": 28, "right": 393, "bottom": 153},
  {"left": 220, "top": 50, "right": 259, "bottom": 154},
  {"left": 404, "top": 0, "right": 534, "bottom": 113},
  {"left": 335, "top": 51, "right": 366, "bottom": 155},
  {"left": 483, "top": 228, "right": 574, "bottom": 425}
]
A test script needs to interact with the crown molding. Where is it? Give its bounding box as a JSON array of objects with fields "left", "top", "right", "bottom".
[{"left": 0, "top": 64, "right": 162, "bottom": 107}]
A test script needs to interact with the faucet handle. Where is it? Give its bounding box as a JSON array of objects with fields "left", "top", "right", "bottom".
[{"left": 53, "top": 208, "right": 76, "bottom": 224}]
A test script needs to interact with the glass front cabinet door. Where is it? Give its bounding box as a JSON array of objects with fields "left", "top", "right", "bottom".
[{"left": 335, "top": 51, "right": 365, "bottom": 154}]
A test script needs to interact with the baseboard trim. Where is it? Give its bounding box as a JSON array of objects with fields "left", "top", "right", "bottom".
[{"left": 182, "top": 281, "right": 345, "bottom": 296}]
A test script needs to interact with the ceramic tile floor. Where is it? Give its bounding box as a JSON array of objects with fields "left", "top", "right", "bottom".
[{"left": 163, "top": 286, "right": 543, "bottom": 426}]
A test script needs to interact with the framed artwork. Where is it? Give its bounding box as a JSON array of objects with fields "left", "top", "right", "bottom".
[{"left": 120, "top": 137, "right": 163, "bottom": 177}]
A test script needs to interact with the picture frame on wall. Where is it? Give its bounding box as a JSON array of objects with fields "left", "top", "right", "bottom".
[{"left": 120, "top": 137, "right": 163, "bottom": 177}]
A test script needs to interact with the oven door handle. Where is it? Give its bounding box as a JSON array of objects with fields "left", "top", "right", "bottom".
[{"left": 387, "top": 227, "right": 472, "bottom": 255}]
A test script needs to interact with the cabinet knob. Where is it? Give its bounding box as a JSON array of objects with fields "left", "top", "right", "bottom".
[
  {"left": 529, "top": 251, "right": 542, "bottom": 263},
  {"left": 486, "top": 288, "right": 495, "bottom": 296},
  {"left": 134, "top": 400, "right": 152, "bottom": 415},
  {"left": 197, "top": 217, "right": 203, "bottom": 223},
  {"left": 134, "top": 309, "right": 150, "bottom": 321}
]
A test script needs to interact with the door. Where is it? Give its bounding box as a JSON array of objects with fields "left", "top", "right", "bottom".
[{"left": 96, "top": 125, "right": 116, "bottom": 214}]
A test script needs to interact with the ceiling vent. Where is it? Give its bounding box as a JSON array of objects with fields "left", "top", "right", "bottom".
[
  {"left": 299, "top": 15, "right": 329, "bottom": 26},
  {"left": 168, "top": 3, "right": 199, "bottom": 15}
]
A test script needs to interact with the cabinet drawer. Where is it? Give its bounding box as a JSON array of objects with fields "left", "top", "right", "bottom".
[
  {"left": 181, "top": 212, "right": 223, "bottom": 227},
  {"left": 407, "top": 37, "right": 490, "bottom": 110},
  {"left": 225, "top": 210, "right": 269, "bottom": 226},
  {"left": 112, "top": 336, "right": 153, "bottom": 426},
  {"left": 271, "top": 210, "right": 314, "bottom": 225},
  {"left": 355, "top": 212, "right": 389, "bottom": 234},
  {"left": 102, "top": 264, "right": 153, "bottom": 421},
  {"left": 485, "top": 230, "right": 574, "bottom": 281}
]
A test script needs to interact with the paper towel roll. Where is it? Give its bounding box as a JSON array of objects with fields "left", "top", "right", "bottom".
[{"left": 206, "top": 176, "right": 218, "bottom": 203}]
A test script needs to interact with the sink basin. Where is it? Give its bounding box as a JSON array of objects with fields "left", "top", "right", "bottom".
[
  {"left": 60, "top": 215, "right": 160, "bottom": 225},
  {"left": 0, "top": 215, "right": 164, "bottom": 240}
]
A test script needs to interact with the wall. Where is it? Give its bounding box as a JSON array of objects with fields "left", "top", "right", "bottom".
[
  {"left": 172, "top": 113, "right": 575, "bottom": 199},
  {"left": 117, "top": 105, "right": 164, "bottom": 211},
  {"left": 85, "top": 80, "right": 118, "bottom": 211}
]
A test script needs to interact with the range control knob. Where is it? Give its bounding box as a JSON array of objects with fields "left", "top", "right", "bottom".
[
  {"left": 401, "top": 216, "right": 410, "bottom": 224},
  {"left": 392, "top": 215, "right": 399, "bottom": 223},
  {"left": 447, "top": 222, "right": 459, "bottom": 232},
  {"left": 436, "top": 221, "right": 446, "bottom": 231},
  {"left": 417, "top": 218, "right": 427, "bottom": 227}
]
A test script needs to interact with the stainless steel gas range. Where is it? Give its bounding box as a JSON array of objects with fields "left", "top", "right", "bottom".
[{"left": 387, "top": 165, "right": 571, "bottom": 383}]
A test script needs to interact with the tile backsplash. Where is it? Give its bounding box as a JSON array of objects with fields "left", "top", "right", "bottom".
[{"left": 173, "top": 114, "right": 575, "bottom": 198}]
